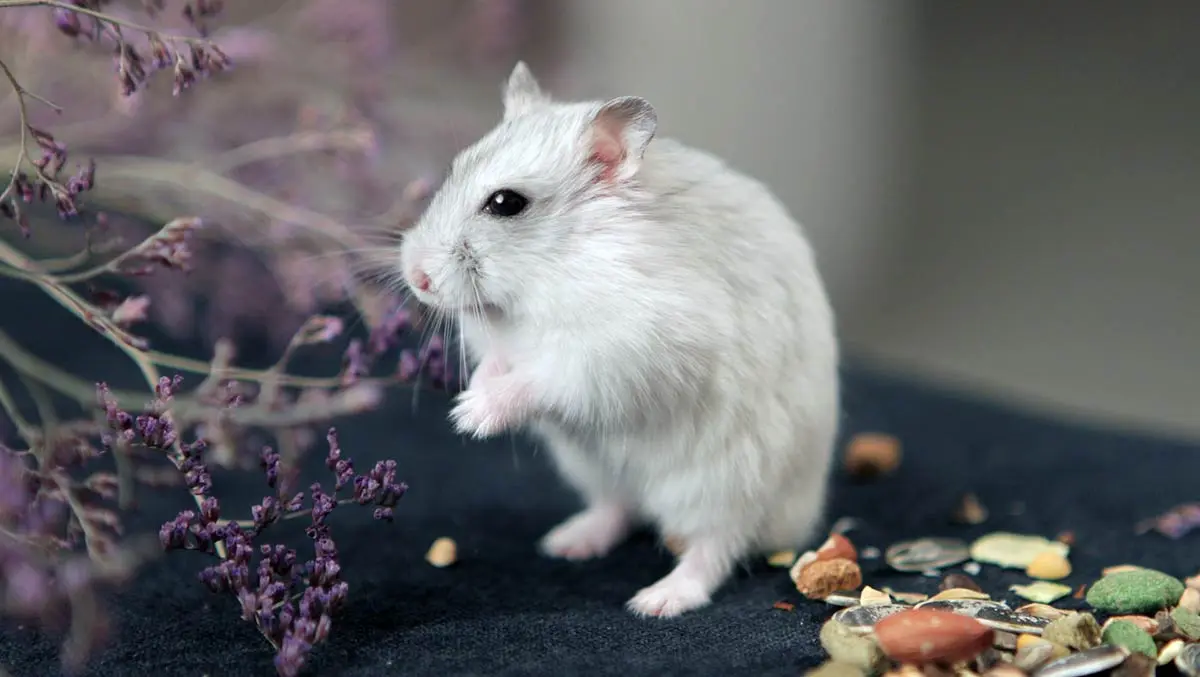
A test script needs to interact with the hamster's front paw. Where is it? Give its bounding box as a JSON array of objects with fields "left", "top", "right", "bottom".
[
  {"left": 539, "top": 503, "right": 631, "bottom": 561},
  {"left": 448, "top": 388, "right": 508, "bottom": 439},
  {"left": 448, "top": 374, "right": 531, "bottom": 439},
  {"left": 626, "top": 573, "right": 712, "bottom": 619}
]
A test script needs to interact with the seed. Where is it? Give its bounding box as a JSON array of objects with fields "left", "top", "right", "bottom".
[
  {"left": 969, "top": 532, "right": 1070, "bottom": 569},
  {"left": 917, "top": 598, "right": 1051, "bottom": 634},
  {"left": 885, "top": 537, "right": 970, "bottom": 572},
  {"left": 941, "top": 573, "right": 984, "bottom": 593},
  {"left": 1031, "top": 644, "right": 1129, "bottom": 677},
  {"left": 1158, "top": 638, "right": 1186, "bottom": 666},
  {"left": 425, "top": 537, "right": 457, "bottom": 567},
  {"left": 1011, "top": 581, "right": 1073, "bottom": 604},
  {"left": 952, "top": 492, "right": 989, "bottom": 525},
  {"left": 1014, "top": 641, "right": 1058, "bottom": 672},
  {"left": 993, "top": 630, "right": 1018, "bottom": 651},
  {"left": 796, "top": 558, "right": 864, "bottom": 600},
  {"left": 886, "top": 589, "right": 928, "bottom": 604},
  {"left": 767, "top": 550, "right": 797, "bottom": 567},
  {"left": 1111, "top": 652, "right": 1157, "bottom": 677},
  {"left": 1180, "top": 588, "right": 1200, "bottom": 613},
  {"left": 843, "top": 432, "right": 901, "bottom": 479},
  {"left": 818, "top": 619, "right": 888, "bottom": 674},
  {"left": 860, "top": 586, "right": 892, "bottom": 606},
  {"left": 824, "top": 591, "right": 863, "bottom": 607},
  {"left": 1177, "top": 643, "right": 1200, "bottom": 677},
  {"left": 1026, "top": 551, "right": 1072, "bottom": 580},
  {"left": 831, "top": 604, "right": 910, "bottom": 634},
  {"left": 928, "top": 587, "right": 991, "bottom": 601},
  {"left": 1016, "top": 603, "right": 1071, "bottom": 621},
  {"left": 872, "top": 609, "right": 995, "bottom": 665}
]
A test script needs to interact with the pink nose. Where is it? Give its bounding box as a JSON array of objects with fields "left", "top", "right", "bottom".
[{"left": 411, "top": 269, "right": 432, "bottom": 292}]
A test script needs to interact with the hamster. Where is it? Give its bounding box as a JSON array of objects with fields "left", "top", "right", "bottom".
[{"left": 397, "top": 62, "right": 840, "bottom": 618}]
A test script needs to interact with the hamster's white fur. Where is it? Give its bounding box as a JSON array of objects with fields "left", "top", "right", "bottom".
[{"left": 398, "top": 63, "right": 840, "bottom": 618}]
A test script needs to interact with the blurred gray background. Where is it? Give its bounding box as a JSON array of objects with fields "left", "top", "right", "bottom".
[{"left": 548, "top": 0, "right": 1200, "bottom": 441}]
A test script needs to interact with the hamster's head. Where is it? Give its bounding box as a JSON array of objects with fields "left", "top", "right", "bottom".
[{"left": 397, "top": 61, "right": 657, "bottom": 318}]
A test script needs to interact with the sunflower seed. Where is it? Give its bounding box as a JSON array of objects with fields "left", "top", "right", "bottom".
[
  {"left": 1176, "top": 643, "right": 1200, "bottom": 677},
  {"left": 1032, "top": 644, "right": 1129, "bottom": 677},
  {"left": 885, "top": 537, "right": 970, "bottom": 572},
  {"left": 916, "top": 597, "right": 1050, "bottom": 634},
  {"left": 830, "top": 604, "right": 909, "bottom": 634},
  {"left": 823, "top": 591, "right": 862, "bottom": 608}
]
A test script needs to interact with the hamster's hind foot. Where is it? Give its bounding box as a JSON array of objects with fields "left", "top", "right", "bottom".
[
  {"left": 625, "top": 533, "right": 740, "bottom": 618},
  {"left": 538, "top": 502, "right": 631, "bottom": 561}
]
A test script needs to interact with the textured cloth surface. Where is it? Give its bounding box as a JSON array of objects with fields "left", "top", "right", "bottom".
[{"left": 2, "top": 364, "right": 1198, "bottom": 677}]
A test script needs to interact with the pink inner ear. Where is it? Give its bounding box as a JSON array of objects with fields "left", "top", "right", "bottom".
[{"left": 589, "top": 123, "right": 626, "bottom": 182}]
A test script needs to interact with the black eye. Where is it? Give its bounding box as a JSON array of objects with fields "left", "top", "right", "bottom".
[{"left": 482, "top": 189, "right": 529, "bottom": 218}]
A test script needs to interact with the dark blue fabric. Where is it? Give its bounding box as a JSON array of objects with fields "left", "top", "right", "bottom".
[{"left": 3, "top": 339, "right": 1198, "bottom": 676}]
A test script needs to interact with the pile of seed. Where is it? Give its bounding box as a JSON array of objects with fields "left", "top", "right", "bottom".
[{"left": 780, "top": 531, "right": 1200, "bottom": 677}]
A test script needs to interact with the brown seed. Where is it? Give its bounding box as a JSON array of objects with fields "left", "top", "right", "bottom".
[
  {"left": 843, "top": 432, "right": 901, "bottom": 479},
  {"left": 796, "top": 558, "right": 864, "bottom": 600},
  {"left": 993, "top": 630, "right": 1018, "bottom": 650},
  {"left": 425, "top": 537, "right": 457, "bottom": 567},
  {"left": 1112, "top": 652, "right": 1156, "bottom": 677},
  {"left": 818, "top": 533, "right": 860, "bottom": 562},
  {"left": 873, "top": 609, "right": 995, "bottom": 665},
  {"left": 952, "top": 492, "right": 989, "bottom": 525},
  {"left": 1102, "top": 564, "right": 1143, "bottom": 576},
  {"left": 941, "top": 573, "right": 984, "bottom": 593},
  {"left": 773, "top": 600, "right": 796, "bottom": 611},
  {"left": 1016, "top": 603, "right": 1071, "bottom": 621},
  {"left": 1055, "top": 531, "right": 1075, "bottom": 546}
]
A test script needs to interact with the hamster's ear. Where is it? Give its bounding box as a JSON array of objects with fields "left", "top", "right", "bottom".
[
  {"left": 503, "top": 61, "right": 547, "bottom": 120},
  {"left": 588, "top": 96, "right": 658, "bottom": 183}
]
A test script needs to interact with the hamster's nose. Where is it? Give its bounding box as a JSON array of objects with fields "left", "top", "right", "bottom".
[{"left": 410, "top": 268, "right": 432, "bottom": 292}]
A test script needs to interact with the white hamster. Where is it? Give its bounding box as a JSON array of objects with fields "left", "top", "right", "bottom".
[{"left": 398, "top": 62, "right": 840, "bottom": 618}]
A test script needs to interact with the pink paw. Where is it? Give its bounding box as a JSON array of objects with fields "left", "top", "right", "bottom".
[
  {"left": 626, "top": 574, "right": 712, "bottom": 618},
  {"left": 539, "top": 505, "right": 630, "bottom": 561},
  {"left": 448, "top": 386, "right": 510, "bottom": 439}
]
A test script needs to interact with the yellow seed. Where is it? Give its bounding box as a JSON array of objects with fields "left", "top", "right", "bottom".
[
  {"left": 767, "top": 550, "right": 797, "bottom": 567},
  {"left": 860, "top": 585, "right": 892, "bottom": 606},
  {"left": 425, "top": 537, "right": 457, "bottom": 567},
  {"left": 1178, "top": 587, "right": 1200, "bottom": 612},
  {"left": 1016, "top": 633, "right": 1049, "bottom": 651},
  {"left": 1026, "top": 551, "right": 1072, "bottom": 580},
  {"left": 1102, "top": 563, "right": 1142, "bottom": 577},
  {"left": 928, "top": 587, "right": 991, "bottom": 601}
]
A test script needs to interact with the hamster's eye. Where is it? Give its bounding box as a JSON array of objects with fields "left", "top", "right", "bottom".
[{"left": 482, "top": 189, "right": 529, "bottom": 218}]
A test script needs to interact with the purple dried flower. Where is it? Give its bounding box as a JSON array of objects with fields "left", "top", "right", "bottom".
[{"left": 397, "top": 350, "right": 420, "bottom": 381}]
